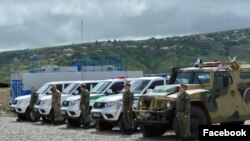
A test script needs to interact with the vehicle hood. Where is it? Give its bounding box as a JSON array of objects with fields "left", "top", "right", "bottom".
[
  {"left": 95, "top": 94, "right": 123, "bottom": 102},
  {"left": 64, "top": 95, "right": 81, "bottom": 101},
  {"left": 15, "top": 95, "right": 30, "bottom": 100},
  {"left": 142, "top": 89, "right": 209, "bottom": 99},
  {"left": 168, "top": 89, "right": 209, "bottom": 98},
  {"left": 39, "top": 95, "right": 52, "bottom": 100}
]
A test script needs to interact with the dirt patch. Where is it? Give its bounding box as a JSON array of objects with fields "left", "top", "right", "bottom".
[{"left": 0, "top": 88, "right": 10, "bottom": 116}]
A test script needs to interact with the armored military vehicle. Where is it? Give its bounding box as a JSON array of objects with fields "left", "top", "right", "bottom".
[{"left": 135, "top": 57, "right": 250, "bottom": 140}]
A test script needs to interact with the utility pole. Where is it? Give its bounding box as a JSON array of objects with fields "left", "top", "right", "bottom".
[{"left": 81, "top": 20, "right": 83, "bottom": 43}]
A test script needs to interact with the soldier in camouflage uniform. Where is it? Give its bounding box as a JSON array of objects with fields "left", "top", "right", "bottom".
[
  {"left": 80, "top": 84, "right": 90, "bottom": 128},
  {"left": 122, "top": 82, "right": 134, "bottom": 135},
  {"left": 176, "top": 84, "right": 191, "bottom": 141},
  {"left": 29, "top": 87, "right": 38, "bottom": 119},
  {"left": 51, "top": 85, "right": 62, "bottom": 125}
]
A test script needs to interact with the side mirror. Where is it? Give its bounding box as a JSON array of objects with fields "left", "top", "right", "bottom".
[
  {"left": 223, "top": 76, "right": 229, "bottom": 87},
  {"left": 146, "top": 89, "right": 153, "bottom": 94},
  {"left": 73, "top": 90, "right": 79, "bottom": 95},
  {"left": 48, "top": 90, "right": 52, "bottom": 95},
  {"left": 106, "top": 89, "right": 113, "bottom": 94}
]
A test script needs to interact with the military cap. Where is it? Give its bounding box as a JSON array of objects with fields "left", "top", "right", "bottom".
[
  {"left": 180, "top": 84, "right": 187, "bottom": 89},
  {"left": 124, "top": 82, "right": 131, "bottom": 87}
]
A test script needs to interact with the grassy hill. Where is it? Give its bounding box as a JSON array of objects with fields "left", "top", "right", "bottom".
[{"left": 1, "top": 28, "right": 250, "bottom": 83}]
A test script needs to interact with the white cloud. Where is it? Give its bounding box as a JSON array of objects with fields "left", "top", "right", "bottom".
[{"left": 1, "top": 0, "right": 250, "bottom": 51}]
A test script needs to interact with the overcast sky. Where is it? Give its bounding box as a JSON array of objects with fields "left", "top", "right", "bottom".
[{"left": 1, "top": 0, "right": 250, "bottom": 51}]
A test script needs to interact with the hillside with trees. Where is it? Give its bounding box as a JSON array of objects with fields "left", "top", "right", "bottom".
[{"left": 1, "top": 28, "right": 250, "bottom": 83}]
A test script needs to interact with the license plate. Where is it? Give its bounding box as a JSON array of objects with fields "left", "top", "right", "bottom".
[
  {"left": 61, "top": 110, "right": 66, "bottom": 115},
  {"left": 92, "top": 113, "right": 101, "bottom": 117},
  {"left": 34, "top": 108, "right": 38, "bottom": 112}
]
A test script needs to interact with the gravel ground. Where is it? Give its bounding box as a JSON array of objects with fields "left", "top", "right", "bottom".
[
  {"left": 0, "top": 116, "right": 177, "bottom": 141},
  {"left": 1, "top": 116, "right": 249, "bottom": 141}
]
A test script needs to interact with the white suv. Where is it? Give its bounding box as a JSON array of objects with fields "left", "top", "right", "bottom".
[
  {"left": 34, "top": 80, "right": 99, "bottom": 123},
  {"left": 61, "top": 78, "right": 135, "bottom": 127},
  {"left": 11, "top": 81, "right": 72, "bottom": 121},
  {"left": 91, "top": 77, "right": 167, "bottom": 131}
]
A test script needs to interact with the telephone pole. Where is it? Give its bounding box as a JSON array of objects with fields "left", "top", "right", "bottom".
[{"left": 81, "top": 20, "right": 83, "bottom": 43}]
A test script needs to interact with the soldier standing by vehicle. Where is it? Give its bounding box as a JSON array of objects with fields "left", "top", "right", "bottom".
[
  {"left": 176, "top": 84, "right": 191, "bottom": 141},
  {"left": 80, "top": 84, "right": 90, "bottom": 128},
  {"left": 29, "top": 87, "right": 38, "bottom": 120},
  {"left": 122, "top": 82, "right": 134, "bottom": 135},
  {"left": 51, "top": 85, "right": 61, "bottom": 125}
]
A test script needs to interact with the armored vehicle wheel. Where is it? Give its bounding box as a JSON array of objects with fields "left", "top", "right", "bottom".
[
  {"left": 96, "top": 122, "right": 113, "bottom": 131},
  {"left": 221, "top": 121, "right": 245, "bottom": 125},
  {"left": 173, "top": 106, "right": 207, "bottom": 140},
  {"left": 25, "top": 107, "right": 40, "bottom": 122},
  {"left": 141, "top": 124, "right": 167, "bottom": 137}
]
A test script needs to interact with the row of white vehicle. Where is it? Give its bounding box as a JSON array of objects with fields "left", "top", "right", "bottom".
[{"left": 11, "top": 76, "right": 169, "bottom": 131}]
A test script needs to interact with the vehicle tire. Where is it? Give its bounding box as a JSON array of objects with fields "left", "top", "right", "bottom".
[
  {"left": 17, "top": 114, "right": 26, "bottom": 121},
  {"left": 141, "top": 124, "right": 167, "bottom": 137},
  {"left": 221, "top": 121, "right": 245, "bottom": 125},
  {"left": 50, "top": 110, "right": 55, "bottom": 124},
  {"left": 96, "top": 122, "right": 113, "bottom": 131},
  {"left": 118, "top": 113, "right": 139, "bottom": 132},
  {"left": 25, "top": 107, "right": 40, "bottom": 122},
  {"left": 67, "top": 118, "right": 81, "bottom": 127},
  {"left": 42, "top": 116, "right": 50, "bottom": 123},
  {"left": 89, "top": 116, "right": 96, "bottom": 128},
  {"left": 173, "top": 106, "right": 207, "bottom": 140}
]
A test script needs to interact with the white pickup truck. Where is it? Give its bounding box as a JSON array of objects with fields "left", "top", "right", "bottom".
[
  {"left": 60, "top": 78, "right": 135, "bottom": 127},
  {"left": 11, "top": 81, "right": 73, "bottom": 121},
  {"left": 34, "top": 80, "right": 99, "bottom": 123},
  {"left": 91, "top": 77, "right": 168, "bottom": 131}
]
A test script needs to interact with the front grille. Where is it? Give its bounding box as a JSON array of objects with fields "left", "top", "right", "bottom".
[
  {"left": 62, "top": 101, "right": 69, "bottom": 106},
  {"left": 12, "top": 100, "right": 17, "bottom": 104},
  {"left": 93, "top": 102, "right": 106, "bottom": 108},
  {"left": 105, "top": 114, "right": 113, "bottom": 118},
  {"left": 36, "top": 100, "right": 41, "bottom": 105}
]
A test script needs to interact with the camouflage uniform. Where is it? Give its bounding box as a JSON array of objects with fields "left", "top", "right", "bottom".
[
  {"left": 176, "top": 92, "right": 191, "bottom": 141},
  {"left": 29, "top": 90, "right": 38, "bottom": 115},
  {"left": 122, "top": 89, "right": 134, "bottom": 130},
  {"left": 52, "top": 90, "right": 61, "bottom": 122},
  {"left": 80, "top": 89, "right": 90, "bottom": 125}
]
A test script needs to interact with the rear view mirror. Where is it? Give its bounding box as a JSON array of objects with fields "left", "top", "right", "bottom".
[
  {"left": 73, "top": 90, "right": 79, "bottom": 95},
  {"left": 106, "top": 89, "right": 113, "bottom": 94},
  {"left": 47, "top": 90, "right": 52, "bottom": 95},
  {"left": 146, "top": 89, "right": 153, "bottom": 94}
]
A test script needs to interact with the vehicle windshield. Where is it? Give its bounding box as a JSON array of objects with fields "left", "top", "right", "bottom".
[
  {"left": 37, "top": 83, "right": 50, "bottom": 94},
  {"left": 90, "top": 81, "right": 111, "bottom": 94},
  {"left": 175, "top": 72, "right": 192, "bottom": 84},
  {"left": 152, "top": 85, "right": 179, "bottom": 94},
  {"left": 62, "top": 83, "right": 79, "bottom": 94},
  {"left": 130, "top": 79, "right": 151, "bottom": 94},
  {"left": 175, "top": 71, "right": 211, "bottom": 84}
]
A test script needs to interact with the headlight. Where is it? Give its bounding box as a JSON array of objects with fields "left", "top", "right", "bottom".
[
  {"left": 12, "top": 100, "right": 18, "bottom": 104},
  {"left": 106, "top": 102, "right": 118, "bottom": 107},
  {"left": 166, "top": 101, "right": 172, "bottom": 108},
  {"left": 17, "top": 100, "right": 27, "bottom": 105},
  {"left": 69, "top": 100, "right": 79, "bottom": 106},
  {"left": 41, "top": 100, "right": 49, "bottom": 105}
]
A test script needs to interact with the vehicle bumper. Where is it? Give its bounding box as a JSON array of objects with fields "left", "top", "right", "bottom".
[
  {"left": 91, "top": 107, "right": 120, "bottom": 122},
  {"left": 35, "top": 105, "right": 51, "bottom": 116},
  {"left": 61, "top": 106, "right": 81, "bottom": 118},
  {"left": 12, "top": 104, "right": 28, "bottom": 114}
]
